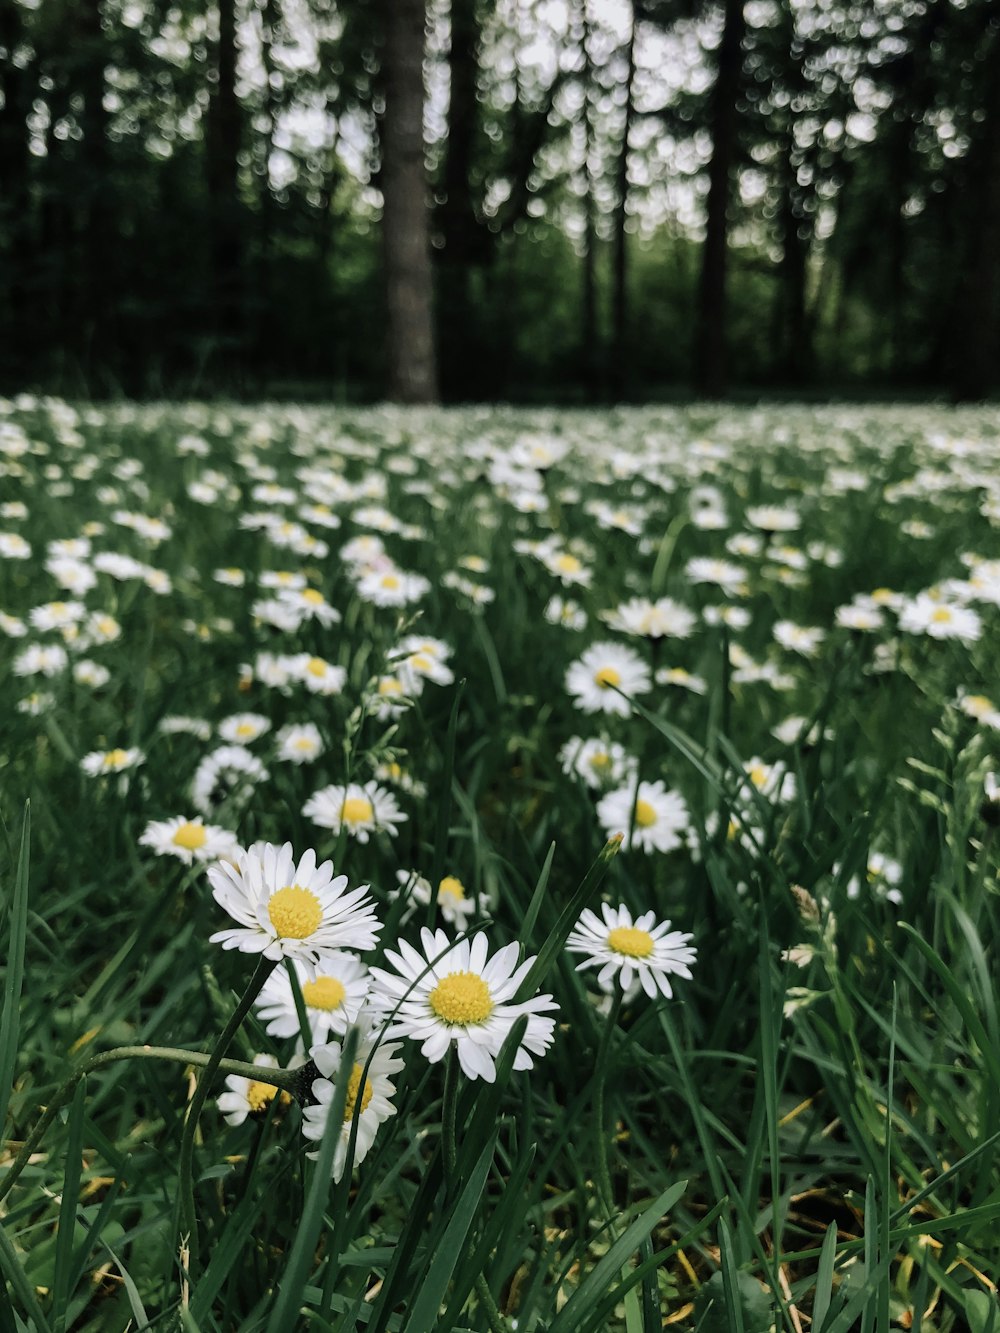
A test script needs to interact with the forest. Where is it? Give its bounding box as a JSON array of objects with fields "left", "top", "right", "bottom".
[{"left": 1, "top": 0, "right": 998, "bottom": 402}]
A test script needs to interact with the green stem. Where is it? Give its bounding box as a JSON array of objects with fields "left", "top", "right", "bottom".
[
  {"left": 0, "top": 1040, "right": 302, "bottom": 1207},
  {"left": 442, "top": 1051, "right": 459, "bottom": 1177},
  {"left": 440, "top": 1053, "right": 508, "bottom": 1333},
  {"left": 175, "top": 955, "right": 277, "bottom": 1276},
  {"left": 594, "top": 990, "right": 624, "bottom": 1229}
]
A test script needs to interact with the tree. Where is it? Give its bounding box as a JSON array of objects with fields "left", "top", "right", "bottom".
[{"left": 380, "top": 0, "right": 439, "bottom": 402}]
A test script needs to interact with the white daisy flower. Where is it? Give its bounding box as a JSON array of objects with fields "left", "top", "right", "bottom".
[
  {"left": 544, "top": 595, "right": 588, "bottom": 630},
  {"left": 208, "top": 840, "right": 381, "bottom": 971},
  {"left": 596, "top": 780, "right": 690, "bottom": 853},
  {"left": 301, "top": 1030, "right": 405, "bottom": 1181},
  {"left": 276, "top": 723, "right": 324, "bottom": 764},
  {"left": 356, "top": 568, "right": 430, "bottom": 607},
  {"left": 392, "top": 636, "right": 455, "bottom": 690},
  {"left": 192, "top": 745, "right": 269, "bottom": 814},
  {"left": 600, "top": 597, "right": 696, "bottom": 640},
  {"left": 899, "top": 594, "right": 981, "bottom": 643},
  {"left": 218, "top": 713, "right": 272, "bottom": 745},
  {"left": 13, "top": 643, "right": 69, "bottom": 677},
  {"left": 685, "top": 557, "right": 748, "bottom": 596},
  {"left": 654, "top": 667, "right": 708, "bottom": 694},
  {"left": 565, "top": 641, "right": 651, "bottom": 717},
  {"left": 290, "top": 654, "right": 348, "bottom": 696},
  {"left": 393, "top": 870, "right": 478, "bottom": 929},
  {"left": 81, "top": 746, "right": 145, "bottom": 776},
  {"left": 368, "top": 928, "right": 558, "bottom": 1082},
  {"left": 277, "top": 586, "right": 342, "bottom": 627},
  {"left": 139, "top": 815, "right": 239, "bottom": 865},
  {"left": 72, "top": 659, "right": 111, "bottom": 688},
  {"left": 773, "top": 621, "right": 825, "bottom": 657},
  {"left": 366, "top": 674, "right": 416, "bottom": 720},
  {"left": 566, "top": 903, "right": 697, "bottom": 998},
  {"left": 0, "top": 612, "right": 27, "bottom": 638},
  {"left": 746, "top": 505, "right": 800, "bottom": 533},
  {"left": 255, "top": 955, "right": 370, "bottom": 1042},
  {"left": 303, "top": 781, "right": 406, "bottom": 843},
  {"left": 217, "top": 1053, "right": 291, "bottom": 1127},
  {"left": 558, "top": 736, "right": 639, "bottom": 790},
  {"left": 743, "top": 757, "right": 796, "bottom": 803}
]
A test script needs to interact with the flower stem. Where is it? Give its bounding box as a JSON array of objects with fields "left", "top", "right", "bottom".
[
  {"left": 0, "top": 1040, "right": 300, "bottom": 1208},
  {"left": 175, "top": 955, "right": 277, "bottom": 1277},
  {"left": 594, "top": 990, "right": 624, "bottom": 1229},
  {"left": 440, "top": 1054, "right": 508, "bottom": 1333}
]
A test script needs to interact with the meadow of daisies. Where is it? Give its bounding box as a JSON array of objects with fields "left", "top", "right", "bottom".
[{"left": 2, "top": 397, "right": 1000, "bottom": 1333}]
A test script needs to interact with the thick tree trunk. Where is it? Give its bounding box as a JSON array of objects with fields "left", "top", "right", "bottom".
[
  {"left": 693, "top": 0, "right": 746, "bottom": 397},
  {"left": 205, "top": 0, "right": 244, "bottom": 349},
  {"left": 950, "top": 20, "right": 1000, "bottom": 401},
  {"left": 381, "top": 0, "right": 438, "bottom": 403},
  {"left": 438, "top": 0, "right": 484, "bottom": 398},
  {"left": 610, "top": 7, "right": 636, "bottom": 400}
]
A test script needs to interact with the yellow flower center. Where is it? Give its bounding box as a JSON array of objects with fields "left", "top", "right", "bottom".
[
  {"left": 268, "top": 885, "right": 322, "bottom": 939},
  {"left": 634, "top": 799, "right": 657, "bottom": 828},
  {"left": 428, "top": 971, "right": 493, "bottom": 1025},
  {"left": 438, "top": 875, "right": 466, "bottom": 902},
  {"left": 236, "top": 722, "right": 256, "bottom": 737},
  {"left": 385, "top": 762, "right": 403, "bottom": 781},
  {"left": 589, "top": 751, "right": 611, "bottom": 770},
  {"left": 342, "top": 1062, "right": 374, "bottom": 1122},
  {"left": 931, "top": 607, "right": 953, "bottom": 623},
  {"left": 302, "top": 976, "right": 347, "bottom": 1011},
  {"left": 607, "top": 926, "right": 655, "bottom": 959},
  {"left": 378, "top": 677, "right": 404, "bottom": 696},
  {"left": 275, "top": 571, "right": 295, "bottom": 584},
  {"left": 294, "top": 736, "right": 316, "bottom": 751},
  {"left": 409, "top": 653, "right": 433, "bottom": 672},
  {"left": 381, "top": 574, "right": 400, "bottom": 590},
  {"left": 302, "top": 588, "right": 324, "bottom": 604},
  {"left": 871, "top": 588, "right": 893, "bottom": 604},
  {"left": 97, "top": 617, "right": 117, "bottom": 635},
  {"left": 172, "top": 821, "right": 207, "bottom": 850},
  {"left": 748, "top": 764, "right": 768, "bottom": 789},
  {"left": 966, "top": 695, "right": 994, "bottom": 714},
  {"left": 556, "top": 554, "right": 581, "bottom": 574},
  {"left": 246, "top": 1078, "right": 280, "bottom": 1113},
  {"left": 594, "top": 666, "right": 621, "bottom": 689},
  {"left": 306, "top": 656, "right": 328, "bottom": 677},
  {"left": 341, "top": 797, "right": 374, "bottom": 825},
  {"left": 104, "top": 748, "right": 129, "bottom": 768},
  {"left": 50, "top": 601, "right": 67, "bottom": 615}
]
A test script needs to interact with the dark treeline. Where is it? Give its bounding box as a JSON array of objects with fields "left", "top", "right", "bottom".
[{"left": 1, "top": 0, "right": 998, "bottom": 402}]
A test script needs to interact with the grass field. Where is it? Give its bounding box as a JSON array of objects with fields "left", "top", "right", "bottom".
[{"left": 2, "top": 398, "right": 1000, "bottom": 1332}]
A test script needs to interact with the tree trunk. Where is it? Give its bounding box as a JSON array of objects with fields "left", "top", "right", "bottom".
[
  {"left": 610, "top": 5, "right": 636, "bottom": 400},
  {"left": 579, "top": 0, "right": 600, "bottom": 398},
  {"left": 438, "top": 0, "right": 484, "bottom": 399},
  {"left": 950, "top": 19, "right": 1000, "bottom": 401},
  {"left": 205, "top": 0, "right": 244, "bottom": 353},
  {"left": 381, "top": 0, "right": 438, "bottom": 403},
  {"left": 693, "top": 0, "right": 746, "bottom": 397}
]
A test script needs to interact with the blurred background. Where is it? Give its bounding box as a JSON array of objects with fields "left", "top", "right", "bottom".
[{"left": 1, "top": 0, "right": 998, "bottom": 403}]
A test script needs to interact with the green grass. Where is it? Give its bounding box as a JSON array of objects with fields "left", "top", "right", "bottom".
[{"left": 1, "top": 399, "right": 999, "bottom": 1330}]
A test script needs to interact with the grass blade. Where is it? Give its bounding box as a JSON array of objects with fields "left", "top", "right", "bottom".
[{"left": 0, "top": 803, "right": 30, "bottom": 1136}]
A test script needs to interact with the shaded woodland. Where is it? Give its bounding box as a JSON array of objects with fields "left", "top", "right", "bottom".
[{"left": 1, "top": 0, "right": 998, "bottom": 401}]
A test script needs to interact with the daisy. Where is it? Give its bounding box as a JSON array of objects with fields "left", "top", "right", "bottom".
[
  {"left": 565, "top": 641, "right": 651, "bottom": 717},
  {"left": 393, "top": 637, "right": 455, "bottom": 690},
  {"left": 290, "top": 654, "right": 348, "bottom": 696},
  {"left": 544, "top": 595, "right": 587, "bottom": 630},
  {"left": 302, "top": 781, "right": 406, "bottom": 843},
  {"left": 192, "top": 745, "right": 270, "bottom": 814},
  {"left": 255, "top": 955, "right": 370, "bottom": 1042},
  {"left": 899, "top": 594, "right": 981, "bottom": 643},
  {"left": 596, "top": 780, "right": 690, "bottom": 853},
  {"left": 218, "top": 713, "right": 272, "bottom": 745},
  {"left": 655, "top": 666, "right": 708, "bottom": 694},
  {"left": 541, "top": 548, "right": 592, "bottom": 588},
  {"left": 356, "top": 568, "right": 430, "bottom": 607},
  {"left": 208, "top": 840, "right": 381, "bottom": 970},
  {"left": 393, "top": 870, "right": 478, "bottom": 929},
  {"left": 276, "top": 723, "right": 324, "bottom": 764},
  {"left": 600, "top": 597, "right": 696, "bottom": 640},
  {"left": 773, "top": 621, "right": 825, "bottom": 657},
  {"left": 81, "top": 746, "right": 144, "bottom": 777},
  {"left": 957, "top": 692, "right": 1000, "bottom": 729},
  {"left": 746, "top": 504, "right": 800, "bottom": 533},
  {"left": 301, "top": 1030, "right": 405, "bottom": 1180},
  {"left": 73, "top": 660, "right": 111, "bottom": 688},
  {"left": 278, "top": 585, "right": 342, "bottom": 627},
  {"left": 835, "top": 603, "right": 885, "bottom": 632},
  {"left": 367, "top": 674, "right": 416, "bottom": 720},
  {"left": 566, "top": 903, "right": 697, "bottom": 998},
  {"left": 743, "top": 757, "right": 796, "bottom": 803},
  {"left": 0, "top": 612, "right": 27, "bottom": 638},
  {"left": 217, "top": 1053, "right": 292, "bottom": 1127},
  {"left": 139, "top": 815, "right": 239, "bottom": 865},
  {"left": 13, "top": 643, "right": 69, "bottom": 678},
  {"left": 685, "top": 557, "right": 748, "bottom": 597},
  {"left": 558, "top": 736, "right": 639, "bottom": 790},
  {"left": 368, "top": 928, "right": 558, "bottom": 1082}
]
